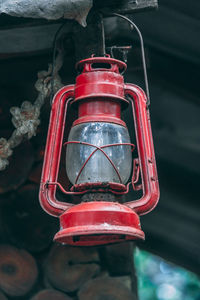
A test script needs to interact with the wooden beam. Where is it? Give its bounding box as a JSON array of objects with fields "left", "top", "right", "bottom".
[
  {"left": 0, "top": 0, "right": 158, "bottom": 31},
  {"left": 94, "top": 0, "right": 158, "bottom": 14},
  {"left": 72, "top": 12, "right": 105, "bottom": 61}
]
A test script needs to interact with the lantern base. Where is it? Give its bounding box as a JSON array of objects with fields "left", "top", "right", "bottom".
[{"left": 54, "top": 201, "right": 144, "bottom": 246}]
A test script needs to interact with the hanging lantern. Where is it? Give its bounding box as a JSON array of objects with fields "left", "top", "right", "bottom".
[{"left": 39, "top": 54, "right": 159, "bottom": 246}]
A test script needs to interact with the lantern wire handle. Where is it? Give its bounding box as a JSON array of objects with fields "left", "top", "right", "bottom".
[{"left": 111, "top": 13, "right": 150, "bottom": 107}]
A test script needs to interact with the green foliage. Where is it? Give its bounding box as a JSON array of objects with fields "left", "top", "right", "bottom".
[{"left": 134, "top": 248, "right": 200, "bottom": 300}]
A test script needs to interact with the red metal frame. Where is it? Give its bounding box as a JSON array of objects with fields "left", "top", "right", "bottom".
[
  {"left": 73, "top": 99, "right": 126, "bottom": 127},
  {"left": 39, "top": 86, "right": 75, "bottom": 217},
  {"left": 124, "top": 84, "right": 159, "bottom": 215},
  {"left": 39, "top": 56, "right": 159, "bottom": 245}
]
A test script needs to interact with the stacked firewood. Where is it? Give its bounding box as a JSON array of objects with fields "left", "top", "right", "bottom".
[
  {"left": 0, "top": 242, "right": 137, "bottom": 300},
  {"left": 0, "top": 138, "right": 138, "bottom": 299}
]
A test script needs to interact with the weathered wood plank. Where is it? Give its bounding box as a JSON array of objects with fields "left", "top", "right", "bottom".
[
  {"left": 94, "top": 0, "right": 158, "bottom": 14},
  {"left": 103, "top": 243, "right": 134, "bottom": 276},
  {"left": 0, "top": 0, "right": 158, "bottom": 31},
  {"left": 0, "top": 0, "right": 158, "bottom": 57}
]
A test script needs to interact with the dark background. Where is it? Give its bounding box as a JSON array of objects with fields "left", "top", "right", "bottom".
[{"left": 0, "top": 0, "right": 199, "bottom": 281}]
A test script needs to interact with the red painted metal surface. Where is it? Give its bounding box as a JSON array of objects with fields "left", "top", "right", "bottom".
[
  {"left": 124, "top": 84, "right": 159, "bottom": 215},
  {"left": 74, "top": 56, "right": 128, "bottom": 105},
  {"left": 39, "top": 86, "right": 75, "bottom": 217},
  {"left": 54, "top": 202, "right": 144, "bottom": 246},
  {"left": 39, "top": 56, "right": 159, "bottom": 246},
  {"left": 73, "top": 99, "right": 126, "bottom": 127}
]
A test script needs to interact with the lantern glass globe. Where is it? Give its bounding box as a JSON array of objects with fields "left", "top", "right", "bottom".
[{"left": 66, "top": 122, "right": 132, "bottom": 185}]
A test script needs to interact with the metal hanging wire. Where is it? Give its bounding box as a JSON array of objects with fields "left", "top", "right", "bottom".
[
  {"left": 111, "top": 13, "right": 151, "bottom": 107},
  {"left": 99, "top": 13, "right": 106, "bottom": 56}
]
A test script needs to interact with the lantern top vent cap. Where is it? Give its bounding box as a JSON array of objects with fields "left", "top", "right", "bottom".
[{"left": 76, "top": 55, "right": 127, "bottom": 74}]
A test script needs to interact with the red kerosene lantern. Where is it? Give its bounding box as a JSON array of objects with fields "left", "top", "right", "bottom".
[{"left": 39, "top": 55, "right": 159, "bottom": 246}]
